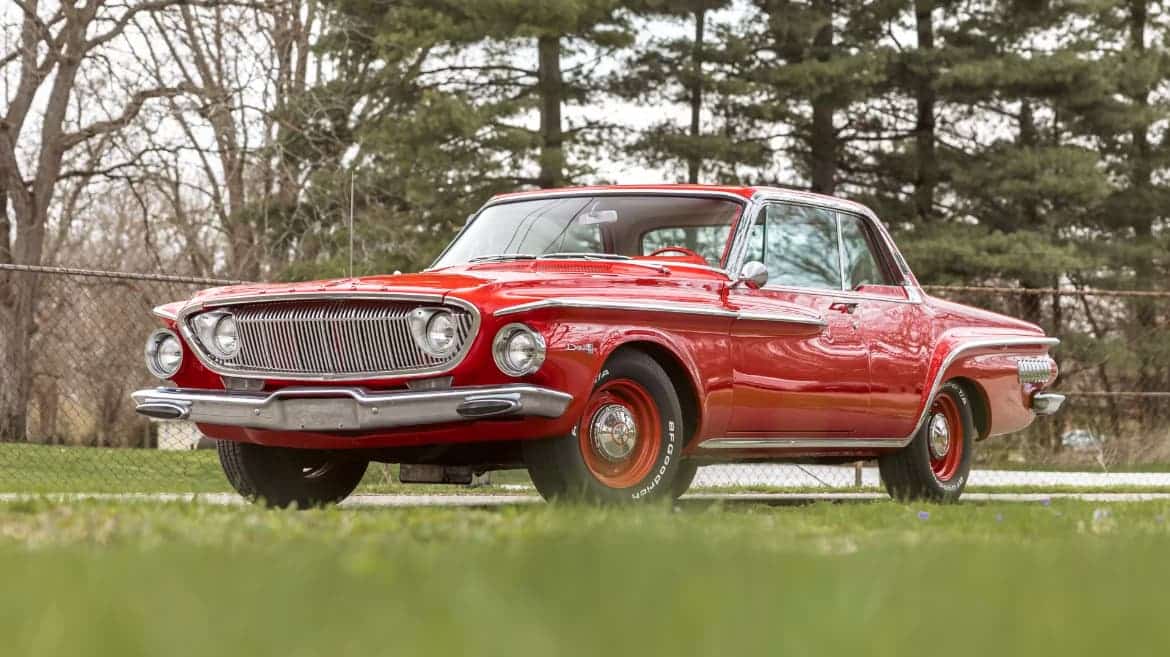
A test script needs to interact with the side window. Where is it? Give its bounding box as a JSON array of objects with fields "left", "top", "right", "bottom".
[
  {"left": 839, "top": 214, "right": 888, "bottom": 289},
  {"left": 744, "top": 204, "right": 842, "bottom": 290}
]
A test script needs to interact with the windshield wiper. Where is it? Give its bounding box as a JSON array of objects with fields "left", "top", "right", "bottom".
[
  {"left": 538, "top": 252, "right": 632, "bottom": 261},
  {"left": 468, "top": 253, "right": 538, "bottom": 263}
]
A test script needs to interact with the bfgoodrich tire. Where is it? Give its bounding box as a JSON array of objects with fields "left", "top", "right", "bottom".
[
  {"left": 879, "top": 381, "right": 975, "bottom": 503},
  {"left": 217, "top": 441, "right": 368, "bottom": 509},
  {"left": 671, "top": 461, "right": 700, "bottom": 499},
  {"left": 523, "top": 350, "right": 685, "bottom": 504}
]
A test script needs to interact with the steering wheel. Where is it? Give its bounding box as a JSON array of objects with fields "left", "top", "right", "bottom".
[{"left": 648, "top": 246, "right": 703, "bottom": 259}]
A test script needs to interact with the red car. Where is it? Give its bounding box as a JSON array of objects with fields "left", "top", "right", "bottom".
[{"left": 133, "top": 185, "right": 1062, "bottom": 506}]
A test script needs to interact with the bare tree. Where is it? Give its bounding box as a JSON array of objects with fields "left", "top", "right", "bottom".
[{"left": 0, "top": 0, "right": 195, "bottom": 441}]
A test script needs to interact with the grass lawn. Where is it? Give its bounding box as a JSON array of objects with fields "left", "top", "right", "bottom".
[
  {"left": 7, "top": 442, "right": 1170, "bottom": 496},
  {"left": 1, "top": 498, "right": 1169, "bottom": 656}
]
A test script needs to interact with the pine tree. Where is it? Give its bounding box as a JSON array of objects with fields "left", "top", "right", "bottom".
[
  {"left": 614, "top": 1, "right": 769, "bottom": 183},
  {"left": 725, "top": 0, "right": 893, "bottom": 193},
  {"left": 421, "top": 0, "right": 636, "bottom": 188}
]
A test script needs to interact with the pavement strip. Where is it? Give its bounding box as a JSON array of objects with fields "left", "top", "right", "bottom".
[{"left": 0, "top": 491, "right": 1168, "bottom": 507}]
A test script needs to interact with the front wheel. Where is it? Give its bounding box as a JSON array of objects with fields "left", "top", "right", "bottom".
[
  {"left": 879, "top": 381, "right": 975, "bottom": 503},
  {"left": 523, "top": 350, "right": 685, "bottom": 504},
  {"left": 217, "top": 441, "right": 368, "bottom": 509}
]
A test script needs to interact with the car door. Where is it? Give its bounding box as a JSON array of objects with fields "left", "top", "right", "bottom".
[
  {"left": 836, "top": 212, "right": 931, "bottom": 438},
  {"left": 726, "top": 202, "right": 871, "bottom": 436}
]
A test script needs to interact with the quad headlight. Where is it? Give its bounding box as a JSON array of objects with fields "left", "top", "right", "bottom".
[
  {"left": 144, "top": 329, "right": 183, "bottom": 379},
  {"left": 492, "top": 323, "right": 546, "bottom": 377},
  {"left": 192, "top": 311, "right": 240, "bottom": 359},
  {"left": 409, "top": 308, "right": 460, "bottom": 358}
]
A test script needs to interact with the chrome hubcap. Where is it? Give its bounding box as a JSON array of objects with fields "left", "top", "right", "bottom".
[
  {"left": 928, "top": 413, "right": 951, "bottom": 459},
  {"left": 590, "top": 404, "right": 638, "bottom": 461}
]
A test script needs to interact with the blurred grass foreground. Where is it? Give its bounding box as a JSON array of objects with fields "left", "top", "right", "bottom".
[{"left": 1, "top": 499, "right": 1169, "bottom": 656}]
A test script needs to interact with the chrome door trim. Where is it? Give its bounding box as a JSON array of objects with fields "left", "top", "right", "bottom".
[
  {"left": 175, "top": 292, "right": 481, "bottom": 382},
  {"left": 697, "top": 335, "right": 1061, "bottom": 451},
  {"left": 734, "top": 311, "right": 828, "bottom": 328}
]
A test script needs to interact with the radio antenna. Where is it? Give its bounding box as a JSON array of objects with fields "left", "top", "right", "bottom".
[{"left": 348, "top": 169, "right": 355, "bottom": 278}]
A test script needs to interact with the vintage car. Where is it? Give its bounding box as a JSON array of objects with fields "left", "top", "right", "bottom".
[{"left": 132, "top": 184, "right": 1063, "bottom": 507}]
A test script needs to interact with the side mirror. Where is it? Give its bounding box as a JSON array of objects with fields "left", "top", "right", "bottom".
[{"left": 734, "top": 261, "right": 769, "bottom": 290}]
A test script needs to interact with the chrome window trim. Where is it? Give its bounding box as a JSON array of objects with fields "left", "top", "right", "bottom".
[
  {"left": 429, "top": 189, "right": 750, "bottom": 273},
  {"left": 725, "top": 190, "right": 925, "bottom": 304},
  {"left": 176, "top": 292, "right": 481, "bottom": 382},
  {"left": 697, "top": 335, "right": 1061, "bottom": 451},
  {"left": 835, "top": 211, "right": 849, "bottom": 291},
  {"left": 494, "top": 297, "right": 826, "bottom": 327}
]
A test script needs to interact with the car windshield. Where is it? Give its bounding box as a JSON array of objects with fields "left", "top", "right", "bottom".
[{"left": 432, "top": 195, "right": 745, "bottom": 269}]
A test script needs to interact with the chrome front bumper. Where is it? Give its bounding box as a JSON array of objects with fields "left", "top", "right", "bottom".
[
  {"left": 1031, "top": 392, "right": 1066, "bottom": 416},
  {"left": 131, "top": 385, "right": 573, "bottom": 432}
]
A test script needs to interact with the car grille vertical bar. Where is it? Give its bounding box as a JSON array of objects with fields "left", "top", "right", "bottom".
[{"left": 186, "top": 299, "right": 477, "bottom": 379}]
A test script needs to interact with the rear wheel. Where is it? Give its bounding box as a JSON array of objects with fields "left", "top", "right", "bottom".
[
  {"left": 523, "top": 350, "right": 685, "bottom": 504},
  {"left": 217, "top": 441, "right": 368, "bottom": 509},
  {"left": 879, "top": 381, "right": 974, "bottom": 503}
]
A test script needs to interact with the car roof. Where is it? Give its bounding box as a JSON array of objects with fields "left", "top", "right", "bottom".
[{"left": 489, "top": 184, "right": 875, "bottom": 217}]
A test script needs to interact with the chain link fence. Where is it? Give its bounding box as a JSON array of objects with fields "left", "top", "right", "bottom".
[{"left": 1, "top": 264, "right": 1168, "bottom": 494}]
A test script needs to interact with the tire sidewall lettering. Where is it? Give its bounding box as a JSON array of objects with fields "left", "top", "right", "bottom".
[{"left": 628, "top": 401, "right": 679, "bottom": 500}]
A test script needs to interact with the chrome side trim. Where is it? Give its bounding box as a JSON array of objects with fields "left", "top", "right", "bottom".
[
  {"left": 495, "top": 298, "right": 739, "bottom": 319},
  {"left": 494, "top": 297, "right": 826, "bottom": 327},
  {"left": 699, "top": 438, "right": 908, "bottom": 450},
  {"left": 697, "top": 335, "right": 1061, "bottom": 452},
  {"left": 175, "top": 292, "right": 482, "bottom": 382},
  {"left": 131, "top": 384, "right": 573, "bottom": 432}
]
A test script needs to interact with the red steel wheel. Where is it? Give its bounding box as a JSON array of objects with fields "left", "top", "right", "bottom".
[
  {"left": 879, "top": 380, "right": 975, "bottom": 503},
  {"left": 522, "top": 349, "right": 684, "bottom": 503},
  {"left": 577, "top": 379, "right": 662, "bottom": 489},
  {"left": 926, "top": 393, "right": 965, "bottom": 482}
]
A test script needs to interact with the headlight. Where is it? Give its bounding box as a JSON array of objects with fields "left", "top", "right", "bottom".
[
  {"left": 144, "top": 329, "right": 183, "bottom": 379},
  {"left": 192, "top": 311, "right": 240, "bottom": 359},
  {"left": 212, "top": 314, "right": 239, "bottom": 358},
  {"left": 409, "top": 308, "right": 460, "bottom": 358},
  {"left": 492, "top": 323, "right": 546, "bottom": 376}
]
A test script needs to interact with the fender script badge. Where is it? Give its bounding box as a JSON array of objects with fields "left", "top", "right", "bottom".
[{"left": 565, "top": 344, "right": 596, "bottom": 355}]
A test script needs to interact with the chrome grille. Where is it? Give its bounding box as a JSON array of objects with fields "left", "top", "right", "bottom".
[{"left": 187, "top": 300, "right": 477, "bottom": 379}]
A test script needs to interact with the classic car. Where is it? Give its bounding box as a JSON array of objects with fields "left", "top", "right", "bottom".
[{"left": 132, "top": 184, "right": 1063, "bottom": 507}]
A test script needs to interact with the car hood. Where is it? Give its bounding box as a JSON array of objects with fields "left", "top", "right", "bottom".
[{"left": 182, "top": 260, "right": 735, "bottom": 315}]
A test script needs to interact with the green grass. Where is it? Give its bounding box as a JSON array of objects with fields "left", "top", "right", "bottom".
[
  {"left": 7, "top": 442, "right": 1170, "bottom": 496},
  {"left": 1, "top": 498, "right": 1169, "bottom": 656}
]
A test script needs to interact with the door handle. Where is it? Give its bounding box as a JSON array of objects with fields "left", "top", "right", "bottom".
[{"left": 829, "top": 301, "right": 859, "bottom": 314}]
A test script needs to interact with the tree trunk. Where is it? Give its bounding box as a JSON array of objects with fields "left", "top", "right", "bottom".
[
  {"left": 912, "top": 0, "right": 937, "bottom": 222},
  {"left": 537, "top": 35, "right": 566, "bottom": 189},
  {"left": 687, "top": 8, "right": 707, "bottom": 184},
  {"left": 1125, "top": 0, "right": 1159, "bottom": 423},
  {"left": 1016, "top": 100, "right": 1045, "bottom": 323},
  {"left": 809, "top": 0, "right": 836, "bottom": 194},
  {"left": 0, "top": 274, "right": 38, "bottom": 443}
]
